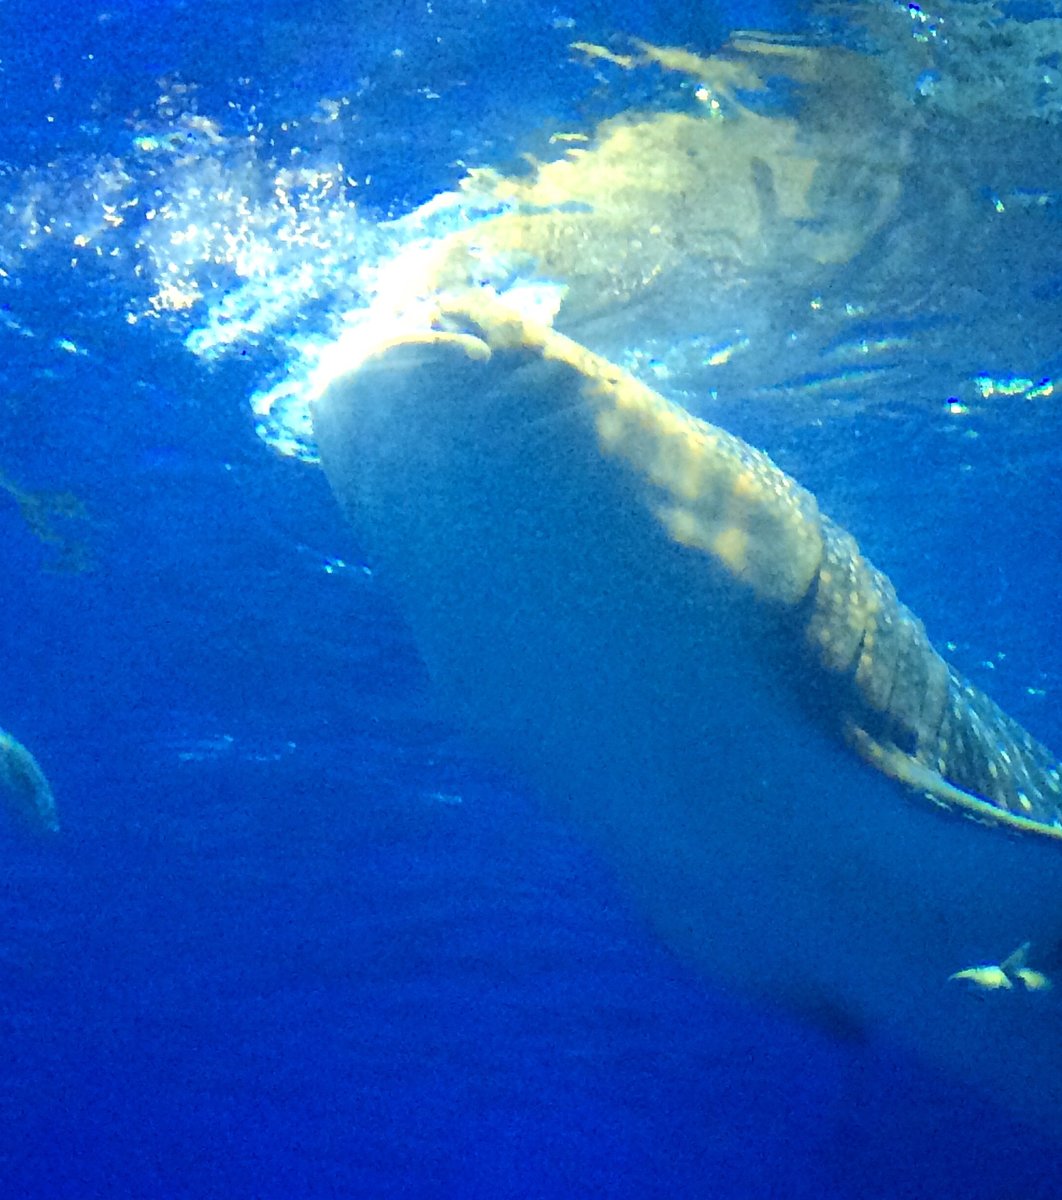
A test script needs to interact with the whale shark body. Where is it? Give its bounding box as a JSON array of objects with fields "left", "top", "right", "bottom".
[{"left": 313, "top": 294, "right": 1062, "bottom": 1136}]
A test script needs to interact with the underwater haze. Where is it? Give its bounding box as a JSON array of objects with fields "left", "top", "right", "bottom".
[{"left": 2, "top": 1, "right": 1062, "bottom": 1197}]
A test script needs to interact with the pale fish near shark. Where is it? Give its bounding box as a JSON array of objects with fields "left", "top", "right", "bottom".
[{"left": 312, "top": 292, "right": 1062, "bottom": 1137}]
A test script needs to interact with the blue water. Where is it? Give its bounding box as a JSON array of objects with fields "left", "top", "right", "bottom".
[{"left": 2, "top": 2, "right": 1062, "bottom": 1196}]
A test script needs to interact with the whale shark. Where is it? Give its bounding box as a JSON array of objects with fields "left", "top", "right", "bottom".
[
  {"left": 300, "top": 4, "right": 1062, "bottom": 1136},
  {"left": 312, "top": 291, "right": 1062, "bottom": 1136}
]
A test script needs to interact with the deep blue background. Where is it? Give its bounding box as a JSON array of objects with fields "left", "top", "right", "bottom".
[{"left": 1, "top": 2, "right": 1061, "bottom": 1197}]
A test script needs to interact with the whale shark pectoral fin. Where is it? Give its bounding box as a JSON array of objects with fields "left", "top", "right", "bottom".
[
  {"left": 848, "top": 725, "right": 1061, "bottom": 996},
  {"left": 845, "top": 722, "right": 1062, "bottom": 843}
]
